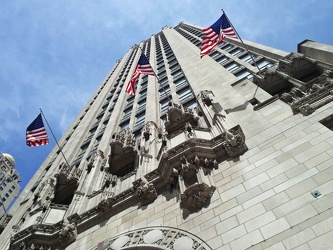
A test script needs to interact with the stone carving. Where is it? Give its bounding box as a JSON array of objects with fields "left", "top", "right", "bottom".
[
  {"left": 180, "top": 183, "right": 216, "bottom": 212},
  {"left": 168, "top": 168, "right": 179, "bottom": 191},
  {"left": 253, "top": 52, "right": 333, "bottom": 116},
  {"left": 102, "top": 172, "right": 117, "bottom": 189},
  {"left": 143, "top": 122, "right": 151, "bottom": 141},
  {"left": 179, "top": 155, "right": 197, "bottom": 180},
  {"left": 71, "top": 166, "right": 82, "bottom": 180},
  {"left": 193, "top": 155, "right": 218, "bottom": 175},
  {"left": 184, "top": 122, "right": 194, "bottom": 138},
  {"left": 106, "top": 226, "right": 212, "bottom": 250},
  {"left": 157, "top": 126, "right": 163, "bottom": 139},
  {"left": 135, "top": 176, "right": 157, "bottom": 206},
  {"left": 87, "top": 150, "right": 106, "bottom": 173},
  {"left": 280, "top": 74, "right": 333, "bottom": 115},
  {"left": 19, "top": 242, "right": 51, "bottom": 250},
  {"left": 59, "top": 220, "right": 77, "bottom": 245},
  {"left": 223, "top": 133, "right": 246, "bottom": 158},
  {"left": 164, "top": 101, "right": 199, "bottom": 137},
  {"left": 58, "top": 162, "right": 71, "bottom": 176},
  {"left": 201, "top": 91, "right": 213, "bottom": 107},
  {"left": 41, "top": 198, "right": 51, "bottom": 212},
  {"left": 35, "top": 216, "right": 43, "bottom": 224},
  {"left": 109, "top": 129, "right": 138, "bottom": 179},
  {"left": 98, "top": 198, "right": 112, "bottom": 211}
]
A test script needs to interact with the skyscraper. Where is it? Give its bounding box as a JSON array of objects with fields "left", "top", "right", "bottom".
[
  {"left": 1, "top": 21, "right": 333, "bottom": 250},
  {"left": 0, "top": 152, "right": 20, "bottom": 229}
]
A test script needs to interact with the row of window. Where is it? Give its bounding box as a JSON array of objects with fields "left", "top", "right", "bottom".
[
  {"left": 73, "top": 47, "right": 140, "bottom": 163},
  {"left": 176, "top": 24, "right": 274, "bottom": 80},
  {"left": 118, "top": 44, "right": 151, "bottom": 135},
  {"left": 0, "top": 185, "right": 16, "bottom": 203},
  {"left": 157, "top": 33, "right": 198, "bottom": 119}
]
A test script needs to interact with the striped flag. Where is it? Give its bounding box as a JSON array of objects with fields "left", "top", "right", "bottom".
[
  {"left": 200, "top": 13, "right": 238, "bottom": 57},
  {"left": 26, "top": 113, "right": 49, "bottom": 147},
  {"left": 126, "top": 53, "right": 155, "bottom": 96}
]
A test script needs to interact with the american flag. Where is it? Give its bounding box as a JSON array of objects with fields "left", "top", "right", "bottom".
[
  {"left": 126, "top": 53, "right": 155, "bottom": 96},
  {"left": 26, "top": 113, "right": 49, "bottom": 147},
  {"left": 200, "top": 13, "right": 238, "bottom": 57}
]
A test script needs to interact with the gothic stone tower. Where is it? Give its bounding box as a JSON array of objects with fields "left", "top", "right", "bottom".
[{"left": 1, "top": 23, "right": 333, "bottom": 250}]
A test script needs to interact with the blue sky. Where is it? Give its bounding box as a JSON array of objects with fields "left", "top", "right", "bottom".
[{"left": 1, "top": 0, "right": 333, "bottom": 195}]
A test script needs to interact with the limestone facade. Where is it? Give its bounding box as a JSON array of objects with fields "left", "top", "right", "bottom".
[{"left": 1, "top": 22, "right": 333, "bottom": 250}]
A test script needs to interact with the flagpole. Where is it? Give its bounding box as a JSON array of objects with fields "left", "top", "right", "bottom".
[
  {"left": 221, "top": 9, "right": 262, "bottom": 98},
  {"left": 39, "top": 108, "right": 70, "bottom": 167},
  {"left": 137, "top": 46, "right": 171, "bottom": 102}
]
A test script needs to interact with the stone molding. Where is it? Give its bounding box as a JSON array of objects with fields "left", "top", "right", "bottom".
[
  {"left": 253, "top": 52, "right": 333, "bottom": 116},
  {"left": 98, "top": 226, "right": 212, "bottom": 250}
]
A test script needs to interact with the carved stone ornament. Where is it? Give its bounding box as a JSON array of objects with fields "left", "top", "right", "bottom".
[
  {"left": 104, "top": 226, "right": 212, "bottom": 250},
  {"left": 97, "top": 198, "right": 112, "bottom": 211},
  {"left": 59, "top": 220, "right": 77, "bottom": 246},
  {"left": 253, "top": 52, "right": 333, "bottom": 116},
  {"left": 220, "top": 125, "right": 248, "bottom": 158},
  {"left": 58, "top": 162, "right": 71, "bottom": 176},
  {"left": 200, "top": 90, "right": 214, "bottom": 107},
  {"left": 103, "top": 172, "right": 117, "bottom": 189},
  {"left": 87, "top": 150, "right": 106, "bottom": 173},
  {"left": 143, "top": 122, "right": 151, "bottom": 141},
  {"left": 280, "top": 73, "right": 333, "bottom": 115},
  {"left": 164, "top": 102, "right": 199, "bottom": 137},
  {"left": 180, "top": 183, "right": 216, "bottom": 212},
  {"left": 179, "top": 155, "right": 197, "bottom": 180},
  {"left": 135, "top": 177, "right": 157, "bottom": 206}
]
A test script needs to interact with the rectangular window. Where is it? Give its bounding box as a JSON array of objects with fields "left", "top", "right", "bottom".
[
  {"left": 135, "top": 112, "right": 145, "bottom": 127},
  {"left": 122, "top": 108, "right": 132, "bottom": 121},
  {"left": 159, "top": 86, "right": 171, "bottom": 99},
  {"left": 77, "top": 144, "right": 89, "bottom": 159},
  {"left": 139, "top": 92, "right": 147, "bottom": 101},
  {"left": 210, "top": 51, "right": 222, "bottom": 59},
  {"left": 174, "top": 78, "right": 188, "bottom": 91},
  {"left": 183, "top": 99, "right": 198, "bottom": 109},
  {"left": 257, "top": 59, "right": 272, "bottom": 69},
  {"left": 221, "top": 44, "right": 234, "bottom": 51},
  {"left": 140, "top": 81, "right": 148, "bottom": 92},
  {"left": 217, "top": 56, "right": 229, "bottom": 65},
  {"left": 230, "top": 48, "right": 244, "bottom": 57},
  {"left": 157, "top": 65, "right": 165, "bottom": 72},
  {"left": 177, "top": 87, "right": 193, "bottom": 103},
  {"left": 137, "top": 100, "right": 146, "bottom": 112},
  {"left": 160, "top": 99, "right": 169, "bottom": 113},
  {"left": 172, "top": 70, "right": 183, "bottom": 78},
  {"left": 119, "top": 120, "right": 130, "bottom": 130},
  {"left": 225, "top": 62, "right": 239, "bottom": 72},
  {"left": 92, "top": 136, "right": 102, "bottom": 150},
  {"left": 126, "top": 97, "right": 135, "bottom": 108},
  {"left": 85, "top": 128, "right": 96, "bottom": 141},
  {"left": 240, "top": 53, "right": 257, "bottom": 63},
  {"left": 235, "top": 70, "right": 252, "bottom": 79},
  {"left": 158, "top": 71, "right": 167, "bottom": 78},
  {"left": 218, "top": 41, "right": 227, "bottom": 48}
]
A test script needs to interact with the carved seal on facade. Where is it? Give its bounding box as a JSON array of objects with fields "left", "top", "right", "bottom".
[
  {"left": 59, "top": 220, "right": 77, "bottom": 245},
  {"left": 180, "top": 183, "right": 216, "bottom": 212},
  {"left": 135, "top": 177, "right": 157, "bottom": 206}
]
